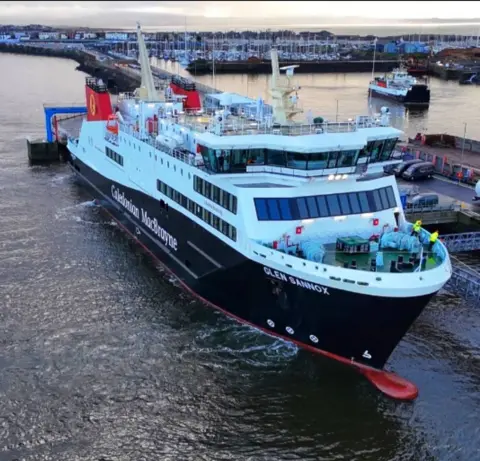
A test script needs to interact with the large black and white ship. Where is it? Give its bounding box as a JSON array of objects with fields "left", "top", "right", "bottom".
[{"left": 66, "top": 24, "right": 451, "bottom": 400}]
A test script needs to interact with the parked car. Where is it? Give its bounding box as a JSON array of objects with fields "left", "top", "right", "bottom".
[
  {"left": 406, "top": 193, "right": 439, "bottom": 209},
  {"left": 392, "top": 159, "right": 424, "bottom": 177},
  {"left": 402, "top": 162, "right": 435, "bottom": 181},
  {"left": 383, "top": 162, "right": 402, "bottom": 175}
]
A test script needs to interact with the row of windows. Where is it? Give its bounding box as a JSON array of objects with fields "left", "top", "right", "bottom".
[
  {"left": 157, "top": 180, "right": 237, "bottom": 241},
  {"left": 254, "top": 186, "right": 397, "bottom": 221},
  {"left": 197, "top": 138, "right": 398, "bottom": 173},
  {"left": 106, "top": 147, "right": 124, "bottom": 166},
  {"left": 193, "top": 175, "right": 238, "bottom": 214}
]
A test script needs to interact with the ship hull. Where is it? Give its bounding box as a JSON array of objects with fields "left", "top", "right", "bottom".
[
  {"left": 369, "top": 85, "right": 430, "bottom": 106},
  {"left": 67, "top": 152, "right": 437, "bottom": 379}
]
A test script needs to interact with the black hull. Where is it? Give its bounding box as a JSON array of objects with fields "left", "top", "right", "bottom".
[
  {"left": 68, "top": 154, "right": 435, "bottom": 375},
  {"left": 369, "top": 85, "right": 430, "bottom": 107}
]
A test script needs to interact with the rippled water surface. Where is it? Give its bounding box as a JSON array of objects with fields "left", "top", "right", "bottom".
[{"left": 1, "top": 53, "right": 480, "bottom": 461}]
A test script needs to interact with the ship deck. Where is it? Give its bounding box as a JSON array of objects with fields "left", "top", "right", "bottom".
[
  {"left": 321, "top": 243, "right": 441, "bottom": 273},
  {"left": 176, "top": 112, "right": 358, "bottom": 136}
]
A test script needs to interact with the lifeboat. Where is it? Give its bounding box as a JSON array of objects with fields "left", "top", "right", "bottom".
[{"left": 106, "top": 114, "right": 119, "bottom": 135}]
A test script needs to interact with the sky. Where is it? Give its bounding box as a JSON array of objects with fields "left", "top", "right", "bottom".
[{"left": 2, "top": 1, "right": 480, "bottom": 32}]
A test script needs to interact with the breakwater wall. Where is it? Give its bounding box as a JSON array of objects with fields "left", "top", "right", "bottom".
[
  {"left": 186, "top": 59, "right": 400, "bottom": 75},
  {"left": 0, "top": 44, "right": 139, "bottom": 93}
]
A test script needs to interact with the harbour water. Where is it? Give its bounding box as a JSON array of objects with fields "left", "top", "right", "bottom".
[
  {"left": 1, "top": 53, "right": 480, "bottom": 461},
  {"left": 154, "top": 57, "right": 480, "bottom": 140}
]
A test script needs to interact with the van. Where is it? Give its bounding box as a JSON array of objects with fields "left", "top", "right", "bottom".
[
  {"left": 406, "top": 193, "right": 439, "bottom": 209},
  {"left": 392, "top": 159, "right": 424, "bottom": 177},
  {"left": 402, "top": 162, "right": 435, "bottom": 181},
  {"left": 383, "top": 162, "right": 401, "bottom": 175}
]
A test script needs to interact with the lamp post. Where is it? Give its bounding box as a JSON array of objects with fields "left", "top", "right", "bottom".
[{"left": 335, "top": 99, "right": 339, "bottom": 122}]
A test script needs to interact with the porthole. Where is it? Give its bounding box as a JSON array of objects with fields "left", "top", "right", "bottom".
[
  {"left": 309, "top": 334, "right": 319, "bottom": 343},
  {"left": 286, "top": 326, "right": 294, "bottom": 335},
  {"left": 267, "top": 319, "right": 275, "bottom": 328}
]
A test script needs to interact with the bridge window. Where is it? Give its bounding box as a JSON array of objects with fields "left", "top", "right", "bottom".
[
  {"left": 202, "top": 138, "right": 397, "bottom": 174},
  {"left": 254, "top": 186, "right": 397, "bottom": 221},
  {"left": 306, "top": 152, "right": 328, "bottom": 170},
  {"left": 268, "top": 150, "right": 287, "bottom": 167},
  {"left": 337, "top": 150, "right": 359, "bottom": 167},
  {"left": 381, "top": 138, "right": 398, "bottom": 161},
  {"left": 367, "top": 140, "right": 385, "bottom": 163},
  {"left": 157, "top": 179, "right": 237, "bottom": 241},
  {"left": 287, "top": 152, "right": 308, "bottom": 170},
  {"left": 328, "top": 152, "right": 339, "bottom": 168},
  {"left": 248, "top": 149, "right": 265, "bottom": 165},
  {"left": 105, "top": 146, "right": 123, "bottom": 166}
]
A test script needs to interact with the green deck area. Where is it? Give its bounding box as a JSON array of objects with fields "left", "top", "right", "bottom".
[{"left": 323, "top": 242, "right": 441, "bottom": 273}]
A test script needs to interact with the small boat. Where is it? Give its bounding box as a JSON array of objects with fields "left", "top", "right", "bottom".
[{"left": 369, "top": 67, "right": 430, "bottom": 106}]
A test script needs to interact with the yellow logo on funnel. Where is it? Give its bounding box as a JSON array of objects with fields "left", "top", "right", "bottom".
[{"left": 89, "top": 93, "right": 96, "bottom": 116}]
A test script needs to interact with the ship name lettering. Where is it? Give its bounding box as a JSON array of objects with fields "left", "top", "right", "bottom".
[
  {"left": 111, "top": 185, "right": 140, "bottom": 219},
  {"left": 140, "top": 209, "right": 178, "bottom": 251},
  {"left": 263, "top": 267, "right": 329, "bottom": 295}
]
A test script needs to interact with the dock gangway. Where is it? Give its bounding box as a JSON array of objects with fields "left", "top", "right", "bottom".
[
  {"left": 440, "top": 232, "right": 480, "bottom": 253},
  {"left": 447, "top": 258, "right": 480, "bottom": 304},
  {"left": 437, "top": 232, "right": 480, "bottom": 304}
]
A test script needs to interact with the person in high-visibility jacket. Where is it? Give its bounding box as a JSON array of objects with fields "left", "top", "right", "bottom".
[
  {"left": 411, "top": 219, "right": 422, "bottom": 236},
  {"left": 428, "top": 230, "right": 439, "bottom": 251}
]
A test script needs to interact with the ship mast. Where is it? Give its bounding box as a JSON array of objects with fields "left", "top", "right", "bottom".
[
  {"left": 269, "top": 48, "right": 302, "bottom": 125},
  {"left": 135, "top": 22, "right": 161, "bottom": 101}
]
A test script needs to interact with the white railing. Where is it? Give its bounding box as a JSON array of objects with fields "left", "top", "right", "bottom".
[
  {"left": 251, "top": 228, "right": 446, "bottom": 283},
  {"left": 116, "top": 123, "right": 206, "bottom": 170},
  {"left": 177, "top": 118, "right": 366, "bottom": 137},
  {"left": 178, "top": 112, "right": 387, "bottom": 137}
]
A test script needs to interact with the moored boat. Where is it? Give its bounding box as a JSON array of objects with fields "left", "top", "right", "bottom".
[{"left": 369, "top": 67, "right": 430, "bottom": 106}]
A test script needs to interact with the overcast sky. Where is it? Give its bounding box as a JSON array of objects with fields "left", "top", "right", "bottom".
[{"left": 2, "top": 1, "right": 480, "bottom": 31}]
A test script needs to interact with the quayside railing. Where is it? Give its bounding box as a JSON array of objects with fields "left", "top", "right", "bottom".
[{"left": 440, "top": 232, "right": 480, "bottom": 253}]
